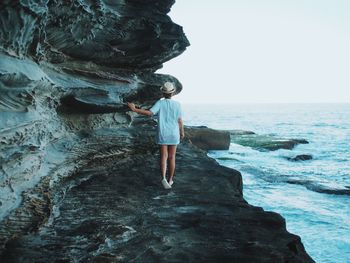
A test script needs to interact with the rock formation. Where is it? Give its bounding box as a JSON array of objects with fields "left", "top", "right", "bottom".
[
  {"left": 230, "top": 130, "right": 309, "bottom": 151},
  {"left": 1, "top": 134, "right": 315, "bottom": 262},
  {"left": 0, "top": 0, "right": 314, "bottom": 262},
  {"left": 185, "top": 126, "right": 230, "bottom": 150},
  {"left": 286, "top": 154, "right": 313, "bottom": 162},
  {"left": 0, "top": 0, "right": 188, "bottom": 222}
]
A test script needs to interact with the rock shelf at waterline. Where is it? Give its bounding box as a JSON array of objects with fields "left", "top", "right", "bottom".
[
  {"left": 230, "top": 130, "right": 309, "bottom": 151},
  {"left": 186, "top": 127, "right": 310, "bottom": 152}
]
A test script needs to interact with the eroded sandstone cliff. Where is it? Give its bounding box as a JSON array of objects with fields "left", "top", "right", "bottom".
[
  {"left": 0, "top": 0, "right": 187, "bottom": 221},
  {"left": 0, "top": 1, "right": 314, "bottom": 262},
  {"left": 0, "top": 0, "right": 187, "bottom": 249}
]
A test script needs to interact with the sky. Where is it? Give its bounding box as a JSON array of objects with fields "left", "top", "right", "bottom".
[{"left": 157, "top": 0, "right": 350, "bottom": 104}]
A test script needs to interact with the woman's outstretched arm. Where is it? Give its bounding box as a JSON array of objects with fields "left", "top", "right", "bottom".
[{"left": 127, "top": 102, "right": 153, "bottom": 116}]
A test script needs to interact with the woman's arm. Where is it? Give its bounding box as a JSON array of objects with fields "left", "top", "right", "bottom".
[
  {"left": 127, "top": 102, "right": 153, "bottom": 117},
  {"left": 178, "top": 118, "right": 185, "bottom": 139}
]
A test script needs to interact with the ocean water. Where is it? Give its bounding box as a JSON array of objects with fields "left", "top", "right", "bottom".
[{"left": 182, "top": 103, "right": 350, "bottom": 263}]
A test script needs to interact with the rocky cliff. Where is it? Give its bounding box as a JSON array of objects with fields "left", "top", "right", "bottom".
[
  {"left": 0, "top": 1, "right": 314, "bottom": 262},
  {"left": 0, "top": 0, "right": 187, "bottom": 222}
]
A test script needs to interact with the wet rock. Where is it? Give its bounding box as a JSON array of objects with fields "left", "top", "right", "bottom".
[
  {"left": 286, "top": 155, "right": 313, "bottom": 162},
  {"left": 286, "top": 179, "right": 350, "bottom": 196},
  {"left": 217, "top": 157, "right": 241, "bottom": 161},
  {"left": 230, "top": 129, "right": 256, "bottom": 135},
  {"left": 231, "top": 133, "right": 309, "bottom": 151},
  {"left": 185, "top": 126, "right": 230, "bottom": 150},
  {"left": 310, "top": 186, "right": 350, "bottom": 196}
]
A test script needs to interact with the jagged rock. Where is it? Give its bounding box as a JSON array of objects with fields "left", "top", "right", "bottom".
[
  {"left": 286, "top": 154, "right": 313, "bottom": 162},
  {"left": 185, "top": 126, "right": 230, "bottom": 150},
  {"left": 286, "top": 179, "right": 350, "bottom": 196},
  {"left": 0, "top": 0, "right": 188, "bottom": 223},
  {"left": 0, "top": 0, "right": 189, "bottom": 70}
]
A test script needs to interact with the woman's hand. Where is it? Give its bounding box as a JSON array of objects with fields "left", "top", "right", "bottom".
[
  {"left": 127, "top": 102, "right": 136, "bottom": 112},
  {"left": 127, "top": 102, "right": 153, "bottom": 116},
  {"left": 180, "top": 132, "right": 185, "bottom": 140}
]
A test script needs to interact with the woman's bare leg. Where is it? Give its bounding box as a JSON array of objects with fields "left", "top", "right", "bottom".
[
  {"left": 160, "top": 145, "right": 168, "bottom": 179},
  {"left": 167, "top": 145, "right": 177, "bottom": 182}
]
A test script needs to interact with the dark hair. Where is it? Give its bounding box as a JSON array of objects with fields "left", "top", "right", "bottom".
[{"left": 163, "top": 93, "right": 172, "bottom": 99}]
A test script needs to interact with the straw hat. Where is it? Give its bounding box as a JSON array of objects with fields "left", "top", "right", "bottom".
[{"left": 160, "top": 82, "right": 175, "bottom": 94}]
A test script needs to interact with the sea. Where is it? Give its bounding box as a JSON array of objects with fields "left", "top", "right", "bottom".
[{"left": 182, "top": 103, "right": 350, "bottom": 263}]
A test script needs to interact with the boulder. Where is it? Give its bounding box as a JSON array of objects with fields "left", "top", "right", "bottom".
[
  {"left": 185, "top": 126, "right": 230, "bottom": 150},
  {"left": 286, "top": 154, "right": 313, "bottom": 161}
]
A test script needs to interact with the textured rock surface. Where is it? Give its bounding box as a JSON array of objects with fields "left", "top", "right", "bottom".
[
  {"left": 0, "top": 0, "right": 188, "bottom": 223},
  {"left": 0, "top": 0, "right": 314, "bottom": 262},
  {"left": 230, "top": 132, "right": 309, "bottom": 151},
  {"left": 185, "top": 126, "right": 230, "bottom": 150},
  {"left": 0, "top": 124, "right": 314, "bottom": 262},
  {"left": 286, "top": 154, "right": 313, "bottom": 162},
  {"left": 286, "top": 179, "right": 350, "bottom": 196}
]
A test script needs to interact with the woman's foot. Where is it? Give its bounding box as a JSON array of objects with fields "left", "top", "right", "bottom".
[
  {"left": 168, "top": 176, "right": 174, "bottom": 186},
  {"left": 161, "top": 178, "right": 171, "bottom": 189}
]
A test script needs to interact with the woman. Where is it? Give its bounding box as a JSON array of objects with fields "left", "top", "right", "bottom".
[{"left": 127, "top": 82, "right": 184, "bottom": 189}]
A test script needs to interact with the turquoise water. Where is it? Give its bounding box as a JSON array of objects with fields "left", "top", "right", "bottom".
[{"left": 183, "top": 103, "right": 350, "bottom": 263}]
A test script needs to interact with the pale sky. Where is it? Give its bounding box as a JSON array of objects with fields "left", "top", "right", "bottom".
[{"left": 158, "top": 0, "right": 350, "bottom": 104}]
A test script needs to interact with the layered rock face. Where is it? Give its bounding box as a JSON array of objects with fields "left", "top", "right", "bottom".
[
  {"left": 0, "top": 1, "right": 314, "bottom": 262},
  {"left": 0, "top": 0, "right": 187, "bottom": 249},
  {"left": 0, "top": 0, "right": 187, "bottom": 220}
]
